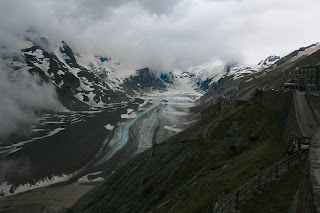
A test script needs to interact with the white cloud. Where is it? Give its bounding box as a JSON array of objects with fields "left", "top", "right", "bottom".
[
  {"left": 0, "top": 59, "right": 61, "bottom": 137},
  {"left": 0, "top": 0, "right": 319, "bottom": 71}
]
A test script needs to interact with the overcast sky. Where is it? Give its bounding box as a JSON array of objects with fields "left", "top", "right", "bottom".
[{"left": 0, "top": 0, "right": 319, "bottom": 71}]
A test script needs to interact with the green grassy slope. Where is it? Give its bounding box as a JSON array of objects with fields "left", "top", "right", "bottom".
[
  {"left": 69, "top": 102, "right": 289, "bottom": 213},
  {"left": 239, "top": 159, "right": 306, "bottom": 213}
]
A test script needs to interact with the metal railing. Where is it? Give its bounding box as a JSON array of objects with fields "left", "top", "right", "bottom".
[{"left": 216, "top": 149, "right": 308, "bottom": 213}]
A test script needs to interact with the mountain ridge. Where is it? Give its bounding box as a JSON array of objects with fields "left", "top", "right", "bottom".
[{"left": 1, "top": 34, "right": 182, "bottom": 111}]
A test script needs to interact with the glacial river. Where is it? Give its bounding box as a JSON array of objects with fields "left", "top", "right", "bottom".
[{"left": 98, "top": 86, "right": 202, "bottom": 165}]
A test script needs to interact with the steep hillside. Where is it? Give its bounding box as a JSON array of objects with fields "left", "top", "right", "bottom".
[{"left": 69, "top": 101, "right": 288, "bottom": 213}]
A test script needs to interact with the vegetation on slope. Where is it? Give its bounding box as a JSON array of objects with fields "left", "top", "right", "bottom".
[
  {"left": 239, "top": 159, "right": 306, "bottom": 213},
  {"left": 69, "top": 102, "right": 288, "bottom": 213}
]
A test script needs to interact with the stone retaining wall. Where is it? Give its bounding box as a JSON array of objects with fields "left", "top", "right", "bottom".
[
  {"left": 252, "top": 90, "right": 293, "bottom": 112},
  {"left": 306, "top": 93, "right": 320, "bottom": 122},
  {"left": 252, "top": 90, "right": 295, "bottom": 144},
  {"left": 283, "top": 97, "right": 303, "bottom": 144}
]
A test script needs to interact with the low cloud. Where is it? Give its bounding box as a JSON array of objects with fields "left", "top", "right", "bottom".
[
  {"left": 0, "top": 158, "right": 31, "bottom": 185},
  {"left": 0, "top": 59, "right": 61, "bottom": 137},
  {"left": 0, "top": 0, "right": 319, "bottom": 72}
]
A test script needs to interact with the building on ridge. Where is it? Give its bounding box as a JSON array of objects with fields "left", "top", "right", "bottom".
[{"left": 298, "top": 66, "right": 320, "bottom": 91}]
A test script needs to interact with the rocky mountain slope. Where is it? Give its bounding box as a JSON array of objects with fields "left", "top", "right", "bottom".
[
  {"left": 3, "top": 40, "right": 125, "bottom": 111},
  {"left": 122, "top": 68, "right": 175, "bottom": 94}
]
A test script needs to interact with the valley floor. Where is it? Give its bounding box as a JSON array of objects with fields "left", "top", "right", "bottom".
[{"left": 0, "top": 182, "right": 94, "bottom": 213}]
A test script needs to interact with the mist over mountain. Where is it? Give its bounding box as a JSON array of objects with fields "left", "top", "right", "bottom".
[
  {"left": 1, "top": 0, "right": 320, "bottom": 72},
  {"left": 0, "top": 58, "right": 61, "bottom": 137}
]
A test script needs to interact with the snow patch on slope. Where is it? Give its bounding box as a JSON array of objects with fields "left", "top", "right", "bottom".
[
  {"left": 104, "top": 124, "right": 115, "bottom": 130},
  {"left": 78, "top": 171, "right": 104, "bottom": 184},
  {"left": 164, "top": 126, "right": 183, "bottom": 133},
  {"left": 0, "top": 174, "right": 72, "bottom": 197},
  {"left": 121, "top": 109, "right": 137, "bottom": 119},
  {"left": 75, "top": 52, "right": 136, "bottom": 91}
]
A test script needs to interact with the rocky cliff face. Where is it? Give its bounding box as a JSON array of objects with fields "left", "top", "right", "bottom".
[{"left": 122, "top": 68, "right": 173, "bottom": 94}]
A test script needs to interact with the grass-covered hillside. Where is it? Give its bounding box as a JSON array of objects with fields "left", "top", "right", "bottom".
[
  {"left": 69, "top": 102, "right": 289, "bottom": 213},
  {"left": 239, "top": 159, "right": 306, "bottom": 213}
]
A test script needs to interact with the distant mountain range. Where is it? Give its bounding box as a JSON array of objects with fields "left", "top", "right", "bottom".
[{"left": 1, "top": 31, "right": 319, "bottom": 115}]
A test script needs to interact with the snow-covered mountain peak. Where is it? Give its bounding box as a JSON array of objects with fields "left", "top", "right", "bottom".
[
  {"left": 183, "top": 55, "right": 280, "bottom": 92},
  {"left": 258, "top": 55, "right": 280, "bottom": 68}
]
